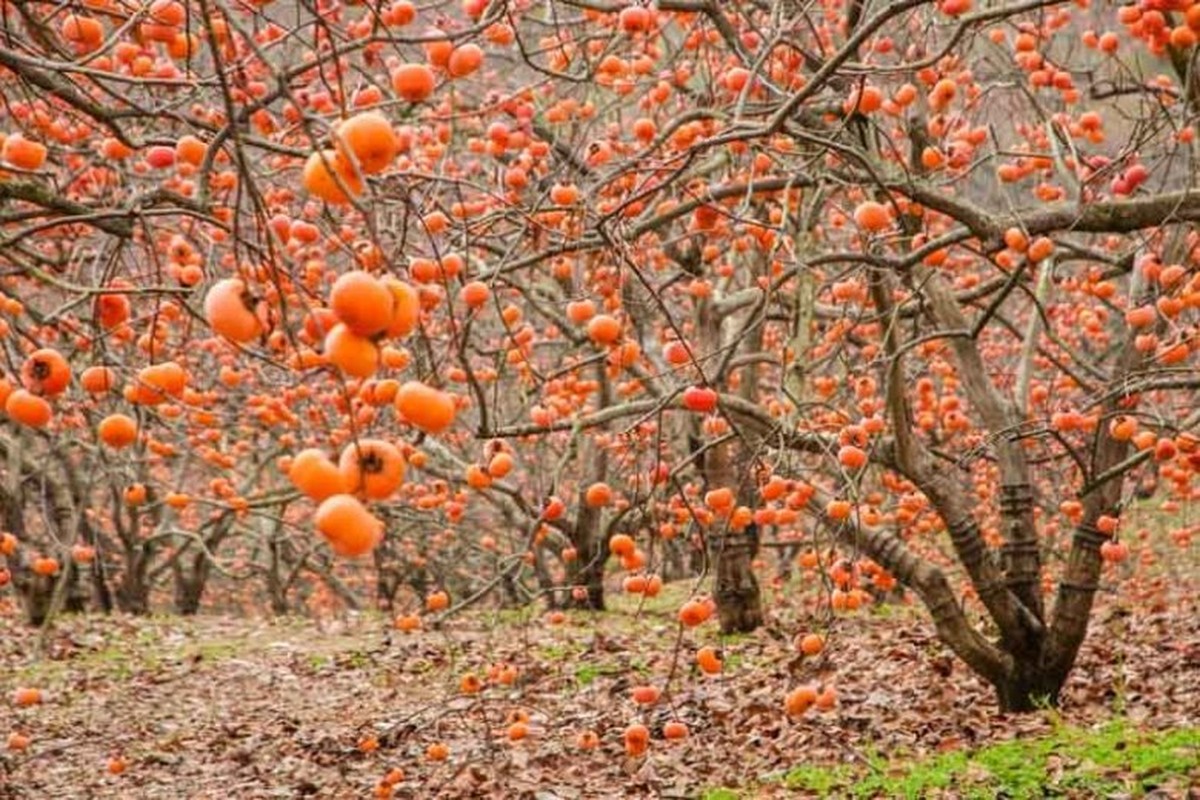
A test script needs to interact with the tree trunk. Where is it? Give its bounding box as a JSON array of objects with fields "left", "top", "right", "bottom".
[
  {"left": 713, "top": 527, "right": 763, "bottom": 633},
  {"left": 705, "top": 438, "right": 763, "bottom": 632},
  {"left": 173, "top": 574, "right": 204, "bottom": 615},
  {"left": 265, "top": 537, "right": 291, "bottom": 615},
  {"left": 172, "top": 551, "right": 212, "bottom": 615},
  {"left": 115, "top": 547, "right": 152, "bottom": 614},
  {"left": 15, "top": 570, "right": 55, "bottom": 626},
  {"left": 993, "top": 667, "right": 1062, "bottom": 713},
  {"left": 568, "top": 501, "right": 606, "bottom": 610},
  {"left": 373, "top": 536, "right": 402, "bottom": 612}
]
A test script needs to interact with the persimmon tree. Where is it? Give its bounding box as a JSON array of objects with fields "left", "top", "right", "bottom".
[{"left": 1, "top": 0, "right": 1199, "bottom": 714}]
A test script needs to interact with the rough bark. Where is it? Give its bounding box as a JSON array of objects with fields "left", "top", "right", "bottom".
[
  {"left": 568, "top": 495, "right": 606, "bottom": 610},
  {"left": 697, "top": 280, "right": 764, "bottom": 633},
  {"left": 704, "top": 425, "right": 763, "bottom": 633},
  {"left": 115, "top": 547, "right": 152, "bottom": 615}
]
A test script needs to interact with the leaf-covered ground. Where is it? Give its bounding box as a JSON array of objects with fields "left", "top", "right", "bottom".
[{"left": 2, "top": 567, "right": 1198, "bottom": 799}]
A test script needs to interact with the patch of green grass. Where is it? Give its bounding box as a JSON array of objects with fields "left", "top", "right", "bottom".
[
  {"left": 491, "top": 606, "right": 537, "bottom": 626},
  {"left": 699, "top": 789, "right": 741, "bottom": 800},
  {"left": 91, "top": 645, "right": 138, "bottom": 679},
  {"left": 187, "top": 640, "right": 240, "bottom": 663},
  {"left": 574, "top": 663, "right": 602, "bottom": 687},
  {"left": 339, "top": 649, "right": 371, "bottom": 669},
  {"left": 780, "top": 764, "right": 853, "bottom": 795},
  {"left": 777, "top": 721, "right": 1199, "bottom": 799},
  {"left": 719, "top": 631, "right": 753, "bottom": 646},
  {"left": 539, "top": 642, "right": 583, "bottom": 661}
]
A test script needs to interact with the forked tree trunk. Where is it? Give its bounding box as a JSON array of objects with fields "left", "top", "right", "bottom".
[{"left": 993, "top": 667, "right": 1063, "bottom": 713}]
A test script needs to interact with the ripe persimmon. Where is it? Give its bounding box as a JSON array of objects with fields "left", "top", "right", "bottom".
[
  {"left": 95, "top": 291, "right": 131, "bottom": 329},
  {"left": 384, "top": 278, "right": 420, "bottom": 338},
  {"left": 21, "top": 349, "right": 70, "bottom": 397},
  {"left": 2, "top": 135, "right": 47, "bottom": 170},
  {"left": 826, "top": 500, "right": 853, "bottom": 520},
  {"left": 606, "top": 533, "right": 634, "bottom": 557},
  {"left": 704, "top": 486, "right": 734, "bottom": 511},
  {"left": 487, "top": 451, "right": 513, "bottom": 478},
  {"left": 682, "top": 385, "right": 717, "bottom": 412},
  {"left": 838, "top": 445, "right": 867, "bottom": 469},
  {"left": 4, "top": 389, "right": 52, "bottom": 428},
  {"left": 565, "top": 299, "right": 595, "bottom": 324},
  {"left": 394, "top": 614, "right": 421, "bottom": 632},
  {"left": 816, "top": 686, "right": 838, "bottom": 711},
  {"left": 32, "top": 557, "right": 60, "bottom": 576},
  {"left": 124, "top": 484, "right": 147, "bottom": 506},
  {"left": 447, "top": 44, "right": 483, "bottom": 78},
  {"left": 551, "top": 183, "right": 580, "bottom": 205},
  {"left": 797, "top": 633, "right": 824, "bottom": 656},
  {"left": 618, "top": 6, "right": 650, "bottom": 32},
  {"left": 334, "top": 112, "right": 397, "bottom": 175},
  {"left": 314, "top": 494, "right": 383, "bottom": 557},
  {"left": 678, "top": 599, "right": 712, "bottom": 627},
  {"left": 586, "top": 314, "right": 621, "bottom": 344},
  {"left": 394, "top": 381, "right": 456, "bottom": 433},
  {"left": 302, "top": 150, "right": 363, "bottom": 204},
  {"left": 391, "top": 63, "right": 436, "bottom": 102},
  {"left": 61, "top": 14, "right": 104, "bottom": 48},
  {"left": 289, "top": 449, "right": 348, "bottom": 501},
  {"left": 853, "top": 201, "right": 890, "bottom": 232},
  {"left": 175, "top": 134, "right": 207, "bottom": 166},
  {"left": 623, "top": 723, "right": 649, "bottom": 756},
  {"left": 785, "top": 685, "right": 818, "bottom": 717},
  {"left": 630, "top": 685, "right": 660, "bottom": 705},
  {"left": 339, "top": 439, "right": 404, "bottom": 499},
  {"left": 459, "top": 281, "right": 490, "bottom": 309},
  {"left": 80, "top": 365, "right": 116, "bottom": 394},
  {"left": 586, "top": 482, "right": 614, "bottom": 507},
  {"left": 1109, "top": 415, "right": 1138, "bottom": 441},
  {"left": 1027, "top": 236, "right": 1055, "bottom": 263},
  {"left": 662, "top": 721, "right": 688, "bottom": 741},
  {"left": 325, "top": 323, "right": 380, "bottom": 378},
  {"left": 331, "top": 271, "right": 394, "bottom": 337},
  {"left": 696, "top": 645, "right": 722, "bottom": 674},
  {"left": 465, "top": 464, "right": 493, "bottom": 489},
  {"left": 204, "top": 279, "right": 262, "bottom": 343},
  {"left": 97, "top": 414, "right": 138, "bottom": 448}
]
